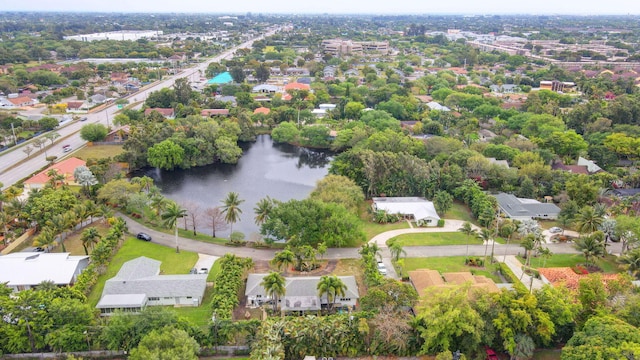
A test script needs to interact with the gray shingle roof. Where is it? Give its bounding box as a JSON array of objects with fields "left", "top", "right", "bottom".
[
  {"left": 246, "top": 274, "right": 359, "bottom": 301},
  {"left": 494, "top": 193, "right": 560, "bottom": 219},
  {"left": 102, "top": 257, "right": 207, "bottom": 300}
]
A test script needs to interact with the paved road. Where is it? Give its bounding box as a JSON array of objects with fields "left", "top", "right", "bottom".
[
  {"left": 0, "top": 27, "right": 283, "bottom": 190},
  {"left": 122, "top": 214, "right": 619, "bottom": 262}
]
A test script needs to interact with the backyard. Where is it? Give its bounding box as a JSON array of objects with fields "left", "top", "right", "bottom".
[
  {"left": 517, "top": 253, "right": 621, "bottom": 273},
  {"left": 73, "top": 144, "right": 124, "bottom": 160}
]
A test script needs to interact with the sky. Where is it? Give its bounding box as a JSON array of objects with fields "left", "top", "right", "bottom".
[{"left": 3, "top": 0, "right": 640, "bottom": 15}]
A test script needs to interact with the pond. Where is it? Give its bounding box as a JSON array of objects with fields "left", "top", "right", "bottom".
[{"left": 135, "top": 134, "right": 332, "bottom": 238}]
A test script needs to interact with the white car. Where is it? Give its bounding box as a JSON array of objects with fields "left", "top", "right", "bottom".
[
  {"left": 377, "top": 261, "right": 387, "bottom": 275},
  {"left": 549, "top": 227, "right": 563, "bottom": 234}
]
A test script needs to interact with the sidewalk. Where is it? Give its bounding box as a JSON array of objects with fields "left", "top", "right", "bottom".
[{"left": 502, "top": 255, "right": 545, "bottom": 291}]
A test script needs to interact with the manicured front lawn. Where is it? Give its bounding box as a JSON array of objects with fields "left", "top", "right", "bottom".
[
  {"left": 362, "top": 221, "right": 411, "bottom": 241},
  {"left": 74, "top": 144, "right": 124, "bottom": 160},
  {"left": 518, "top": 253, "right": 621, "bottom": 273},
  {"left": 399, "top": 256, "right": 502, "bottom": 283},
  {"left": 388, "top": 232, "right": 481, "bottom": 246},
  {"left": 87, "top": 238, "right": 198, "bottom": 307}
]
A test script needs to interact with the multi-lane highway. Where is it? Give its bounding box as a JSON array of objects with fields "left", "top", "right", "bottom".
[{"left": 0, "top": 27, "right": 281, "bottom": 190}]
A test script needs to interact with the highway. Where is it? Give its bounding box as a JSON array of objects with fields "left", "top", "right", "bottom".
[{"left": 0, "top": 27, "right": 281, "bottom": 190}]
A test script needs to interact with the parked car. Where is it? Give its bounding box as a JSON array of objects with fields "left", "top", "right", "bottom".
[
  {"left": 189, "top": 268, "right": 198, "bottom": 274},
  {"left": 33, "top": 247, "right": 45, "bottom": 252},
  {"left": 377, "top": 261, "right": 387, "bottom": 275},
  {"left": 198, "top": 268, "right": 209, "bottom": 274},
  {"left": 80, "top": 117, "right": 88, "bottom": 121},
  {"left": 549, "top": 227, "right": 563, "bottom": 234},
  {"left": 136, "top": 232, "right": 152, "bottom": 241}
]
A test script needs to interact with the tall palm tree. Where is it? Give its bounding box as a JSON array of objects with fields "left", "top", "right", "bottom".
[
  {"left": 521, "top": 234, "right": 536, "bottom": 268},
  {"left": 538, "top": 247, "right": 553, "bottom": 268},
  {"left": 478, "top": 228, "right": 493, "bottom": 266},
  {"left": 131, "top": 176, "right": 154, "bottom": 193},
  {"left": 271, "top": 248, "right": 295, "bottom": 274},
  {"left": 575, "top": 206, "right": 604, "bottom": 236},
  {"left": 317, "top": 275, "right": 347, "bottom": 312},
  {"left": 80, "top": 227, "right": 101, "bottom": 255},
  {"left": 254, "top": 196, "right": 274, "bottom": 226},
  {"left": 618, "top": 248, "right": 640, "bottom": 279},
  {"left": 574, "top": 233, "right": 606, "bottom": 265},
  {"left": 501, "top": 222, "right": 515, "bottom": 262},
  {"left": 458, "top": 222, "right": 477, "bottom": 259},
  {"left": 221, "top": 192, "right": 244, "bottom": 238},
  {"left": 388, "top": 240, "right": 406, "bottom": 262},
  {"left": 150, "top": 195, "right": 168, "bottom": 217},
  {"left": 261, "top": 271, "right": 286, "bottom": 312},
  {"left": 162, "top": 201, "right": 187, "bottom": 253}
]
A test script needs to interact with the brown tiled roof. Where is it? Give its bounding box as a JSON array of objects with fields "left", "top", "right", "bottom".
[
  {"left": 408, "top": 269, "right": 444, "bottom": 297},
  {"left": 201, "top": 109, "right": 230, "bottom": 116},
  {"left": 253, "top": 107, "right": 271, "bottom": 115},
  {"left": 538, "top": 267, "right": 620, "bottom": 290}
]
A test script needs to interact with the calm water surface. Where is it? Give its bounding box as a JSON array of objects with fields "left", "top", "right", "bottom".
[{"left": 136, "top": 135, "right": 331, "bottom": 237}]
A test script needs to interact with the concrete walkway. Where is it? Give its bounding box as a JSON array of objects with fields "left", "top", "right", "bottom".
[{"left": 503, "top": 255, "right": 545, "bottom": 291}]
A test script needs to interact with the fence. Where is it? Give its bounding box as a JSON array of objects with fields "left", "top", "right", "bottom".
[
  {"left": 2, "top": 350, "right": 125, "bottom": 359},
  {"left": 1, "top": 228, "right": 35, "bottom": 255}
]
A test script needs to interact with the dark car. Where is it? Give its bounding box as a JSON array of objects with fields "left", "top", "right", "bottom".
[
  {"left": 33, "top": 247, "right": 45, "bottom": 252},
  {"left": 136, "top": 232, "right": 152, "bottom": 241}
]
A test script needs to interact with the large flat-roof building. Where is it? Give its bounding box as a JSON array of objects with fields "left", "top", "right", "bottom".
[
  {"left": 322, "top": 39, "right": 389, "bottom": 56},
  {"left": 64, "top": 30, "right": 162, "bottom": 42}
]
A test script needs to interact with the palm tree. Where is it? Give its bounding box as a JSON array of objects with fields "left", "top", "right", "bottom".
[
  {"left": 618, "top": 248, "right": 640, "bottom": 279},
  {"left": 575, "top": 206, "right": 604, "bottom": 236},
  {"left": 254, "top": 196, "right": 274, "bottom": 226},
  {"left": 574, "top": 233, "right": 606, "bottom": 265},
  {"left": 317, "top": 275, "right": 347, "bottom": 312},
  {"left": 359, "top": 243, "right": 382, "bottom": 261},
  {"left": 512, "top": 333, "right": 535, "bottom": 360},
  {"left": 271, "top": 248, "right": 295, "bottom": 274},
  {"left": 80, "top": 227, "right": 101, "bottom": 255},
  {"left": 221, "top": 192, "right": 244, "bottom": 238},
  {"left": 261, "top": 272, "right": 286, "bottom": 312},
  {"left": 150, "top": 195, "right": 168, "bottom": 217},
  {"left": 538, "top": 247, "right": 553, "bottom": 268},
  {"left": 33, "top": 228, "right": 56, "bottom": 252},
  {"left": 458, "top": 222, "right": 477, "bottom": 259},
  {"left": 46, "top": 169, "right": 65, "bottom": 189},
  {"left": 521, "top": 234, "right": 536, "bottom": 268},
  {"left": 388, "top": 240, "right": 406, "bottom": 262},
  {"left": 478, "top": 228, "right": 493, "bottom": 266},
  {"left": 517, "top": 219, "right": 541, "bottom": 238},
  {"left": 131, "top": 176, "right": 154, "bottom": 193},
  {"left": 501, "top": 222, "right": 515, "bottom": 262},
  {"left": 162, "top": 201, "right": 187, "bottom": 253}
]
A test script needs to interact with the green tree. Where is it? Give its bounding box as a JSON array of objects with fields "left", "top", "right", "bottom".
[
  {"left": 416, "top": 284, "right": 484, "bottom": 355},
  {"left": 147, "top": 139, "right": 185, "bottom": 171},
  {"left": 575, "top": 206, "right": 604, "bottom": 235},
  {"left": 162, "top": 201, "right": 187, "bottom": 253},
  {"left": 317, "top": 275, "right": 347, "bottom": 312},
  {"left": 32, "top": 228, "right": 56, "bottom": 252},
  {"left": 458, "top": 222, "right": 477, "bottom": 259},
  {"left": 80, "top": 227, "right": 100, "bottom": 255},
  {"left": 221, "top": 192, "right": 244, "bottom": 238},
  {"left": 433, "top": 191, "right": 453, "bottom": 215},
  {"left": 271, "top": 248, "right": 295, "bottom": 274},
  {"left": 79, "top": 123, "right": 108, "bottom": 142},
  {"left": 618, "top": 248, "right": 640, "bottom": 278},
  {"left": 254, "top": 196, "right": 274, "bottom": 226},
  {"left": 309, "top": 174, "right": 365, "bottom": 213},
  {"left": 388, "top": 240, "right": 406, "bottom": 262},
  {"left": 129, "top": 327, "right": 199, "bottom": 360},
  {"left": 261, "top": 272, "right": 286, "bottom": 312},
  {"left": 562, "top": 315, "right": 640, "bottom": 360}
]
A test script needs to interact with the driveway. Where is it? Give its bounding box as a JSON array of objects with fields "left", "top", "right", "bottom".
[{"left": 369, "top": 219, "right": 479, "bottom": 247}]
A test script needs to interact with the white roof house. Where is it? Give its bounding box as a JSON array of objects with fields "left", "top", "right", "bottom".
[
  {"left": 577, "top": 157, "right": 603, "bottom": 174},
  {"left": 245, "top": 274, "right": 359, "bottom": 311},
  {"left": 97, "top": 257, "right": 207, "bottom": 315},
  {"left": 372, "top": 197, "right": 440, "bottom": 227},
  {"left": 0, "top": 253, "right": 89, "bottom": 291},
  {"left": 426, "top": 101, "right": 450, "bottom": 112}
]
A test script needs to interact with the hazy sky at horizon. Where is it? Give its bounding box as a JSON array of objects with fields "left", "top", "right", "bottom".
[{"left": 3, "top": 0, "right": 640, "bottom": 15}]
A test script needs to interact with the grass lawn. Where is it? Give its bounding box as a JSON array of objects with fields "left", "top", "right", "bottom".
[
  {"left": 171, "top": 285, "right": 214, "bottom": 326},
  {"left": 87, "top": 238, "right": 198, "bottom": 307},
  {"left": 518, "top": 253, "right": 621, "bottom": 273},
  {"left": 74, "top": 144, "right": 123, "bottom": 160},
  {"left": 361, "top": 221, "right": 410, "bottom": 241},
  {"left": 333, "top": 259, "right": 367, "bottom": 296},
  {"left": 51, "top": 221, "right": 111, "bottom": 255},
  {"left": 388, "top": 232, "right": 482, "bottom": 246},
  {"left": 444, "top": 202, "right": 476, "bottom": 224},
  {"left": 399, "top": 256, "right": 502, "bottom": 283}
]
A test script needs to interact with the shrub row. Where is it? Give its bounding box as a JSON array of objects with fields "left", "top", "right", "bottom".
[{"left": 210, "top": 254, "right": 253, "bottom": 320}]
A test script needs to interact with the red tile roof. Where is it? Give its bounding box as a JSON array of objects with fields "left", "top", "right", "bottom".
[
  {"left": 66, "top": 101, "right": 84, "bottom": 109},
  {"left": 144, "top": 108, "right": 174, "bottom": 117},
  {"left": 284, "top": 82, "right": 311, "bottom": 91},
  {"left": 25, "top": 157, "right": 86, "bottom": 185},
  {"left": 8, "top": 96, "right": 33, "bottom": 106},
  {"left": 253, "top": 107, "right": 271, "bottom": 115},
  {"left": 538, "top": 267, "right": 620, "bottom": 290}
]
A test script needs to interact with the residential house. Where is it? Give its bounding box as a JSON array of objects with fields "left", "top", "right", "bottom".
[
  {"left": 215, "top": 95, "right": 237, "bottom": 106},
  {"left": 201, "top": 109, "right": 230, "bottom": 117},
  {"left": 8, "top": 96, "right": 36, "bottom": 108},
  {"left": 96, "top": 257, "right": 207, "bottom": 316},
  {"left": 103, "top": 125, "right": 131, "bottom": 143},
  {"left": 551, "top": 161, "right": 590, "bottom": 175},
  {"left": 252, "top": 84, "right": 279, "bottom": 93},
  {"left": 245, "top": 274, "right": 359, "bottom": 311},
  {"left": 478, "top": 129, "right": 498, "bottom": 142},
  {"left": 323, "top": 66, "right": 336, "bottom": 78},
  {"left": 610, "top": 188, "right": 640, "bottom": 198},
  {"left": 144, "top": 108, "right": 175, "bottom": 119},
  {"left": 577, "top": 157, "right": 603, "bottom": 174},
  {"left": 0, "top": 253, "right": 89, "bottom": 292},
  {"left": 24, "top": 157, "right": 87, "bottom": 192},
  {"left": 372, "top": 197, "right": 440, "bottom": 227},
  {"left": 493, "top": 193, "right": 561, "bottom": 221},
  {"left": 490, "top": 84, "right": 518, "bottom": 93},
  {"left": 487, "top": 157, "right": 509, "bottom": 168},
  {"left": 253, "top": 107, "right": 271, "bottom": 115},
  {"left": 0, "top": 97, "right": 15, "bottom": 109},
  {"left": 89, "top": 94, "right": 107, "bottom": 104},
  {"left": 426, "top": 101, "right": 450, "bottom": 112},
  {"left": 284, "top": 82, "right": 311, "bottom": 92},
  {"left": 66, "top": 101, "right": 86, "bottom": 113}
]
